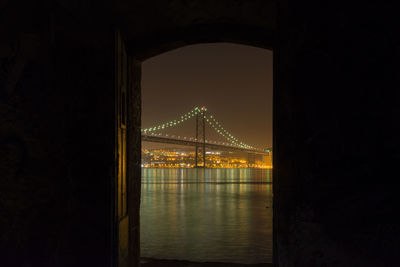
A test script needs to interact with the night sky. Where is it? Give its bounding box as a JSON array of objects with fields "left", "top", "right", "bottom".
[{"left": 141, "top": 43, "right": 273, "bottom": 149}]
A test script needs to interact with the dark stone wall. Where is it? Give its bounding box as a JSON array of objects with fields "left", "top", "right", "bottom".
[
  {"left": 127, "top": 60, "right": 142, "bottom": 267},
  {"left": 115, "top": 0, "right": 276, "bottom": 59},
  {"left": 0, "top": 1, "right": 115, "bottom": 266},
  {"left": 274, "top": 1, "right": 400, "bottom": 266}
]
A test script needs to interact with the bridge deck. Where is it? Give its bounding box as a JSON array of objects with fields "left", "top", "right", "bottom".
[{"left": 142, "top": 135, "right": 270, "bottom": 155}]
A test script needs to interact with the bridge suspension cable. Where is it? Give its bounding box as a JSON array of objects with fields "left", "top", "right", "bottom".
[
  {"left": 204, "top": 114, "right": 255, "bottom": 150},
  {"left": 141, "top": 106, "right": 267, "bottom": 151},
  {"left": 141, "top": 106, "right": 206, "bottom": 134}
]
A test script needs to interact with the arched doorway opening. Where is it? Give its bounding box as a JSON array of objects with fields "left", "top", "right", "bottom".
[
  {"left": 115, "top": 23, "right": 276, "bottom": 266},
  {"left": 140, "top": 43, "right": 273, "bottom": 265}
]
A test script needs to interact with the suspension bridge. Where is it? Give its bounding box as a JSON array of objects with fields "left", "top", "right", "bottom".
[{"left": 141, "top": 106, "right": 271, "bottom": 167}]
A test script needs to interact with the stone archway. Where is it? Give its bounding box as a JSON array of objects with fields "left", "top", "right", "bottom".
[
  {"left": 121, "top": 19, "right": 276, "bottom": 267},
  {"left": 3, "top": 1, "right": 397, "bottom": 266}
]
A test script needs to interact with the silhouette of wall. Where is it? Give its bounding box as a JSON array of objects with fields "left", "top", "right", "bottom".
[
  {"left": 273, "top": 2, "right": 400, "bottom": 265},
  {"left": 1, "top": 1, "right": 399, "bottom": 267},
  {"left": 0, "top": 1, "right": 115, "bottom": 266}
]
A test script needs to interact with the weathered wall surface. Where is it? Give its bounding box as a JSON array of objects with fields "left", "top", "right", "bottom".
[
  {"left": 114, "top": 0, "right": 276, "bottom": 59},
  {"left": 127, "top": 60, "right": 142, "bottom": 267},
  {"left": 274, "top": 1, "right": 400, "bottom": 266},
  {"left": 0, "top": 1, "right": 115, "bottom": 266}
]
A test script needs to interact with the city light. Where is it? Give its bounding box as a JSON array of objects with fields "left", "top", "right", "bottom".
[{"left": 142, "top": 148, "right": 273, "bottom": 169}]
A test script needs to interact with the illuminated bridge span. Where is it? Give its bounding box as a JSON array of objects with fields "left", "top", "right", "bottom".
[{"left": 141, "top": 106, "right": 271, "bottom": 167}]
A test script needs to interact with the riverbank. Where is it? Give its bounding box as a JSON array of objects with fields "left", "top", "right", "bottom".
[{"left": 141, "top": 258, "right": 273, "bottom": 267}]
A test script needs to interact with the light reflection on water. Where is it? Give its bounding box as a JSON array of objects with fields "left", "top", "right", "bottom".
[{"left": 140, "top": 168, "right": 273, "bottom": 264}]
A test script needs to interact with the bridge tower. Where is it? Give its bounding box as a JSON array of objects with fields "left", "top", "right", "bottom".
[
  {"left": 195, "top": 107, "right": 206, "bottom": 168},
  {"left": 247, "top": 152, "right": 256, "bottom": 167}
]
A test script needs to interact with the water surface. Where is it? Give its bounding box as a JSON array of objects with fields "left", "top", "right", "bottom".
[{"left": 140, "top": 168, "right": 273, "bottom": 264}]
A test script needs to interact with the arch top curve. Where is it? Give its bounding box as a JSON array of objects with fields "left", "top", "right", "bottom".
[
  {"left": 112, "top": 0, "right": 276, "bottom": 60},
  {"left": 126, "top": 23, "right": 274, "bottom": 61}
]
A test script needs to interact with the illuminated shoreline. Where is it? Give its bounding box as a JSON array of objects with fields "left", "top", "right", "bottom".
[
  {"left": 141, "top": 165, "right": 273, "bottom": 169},
  {"left": 142, "top": 150, "right": 272, "bottom": 169}
]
